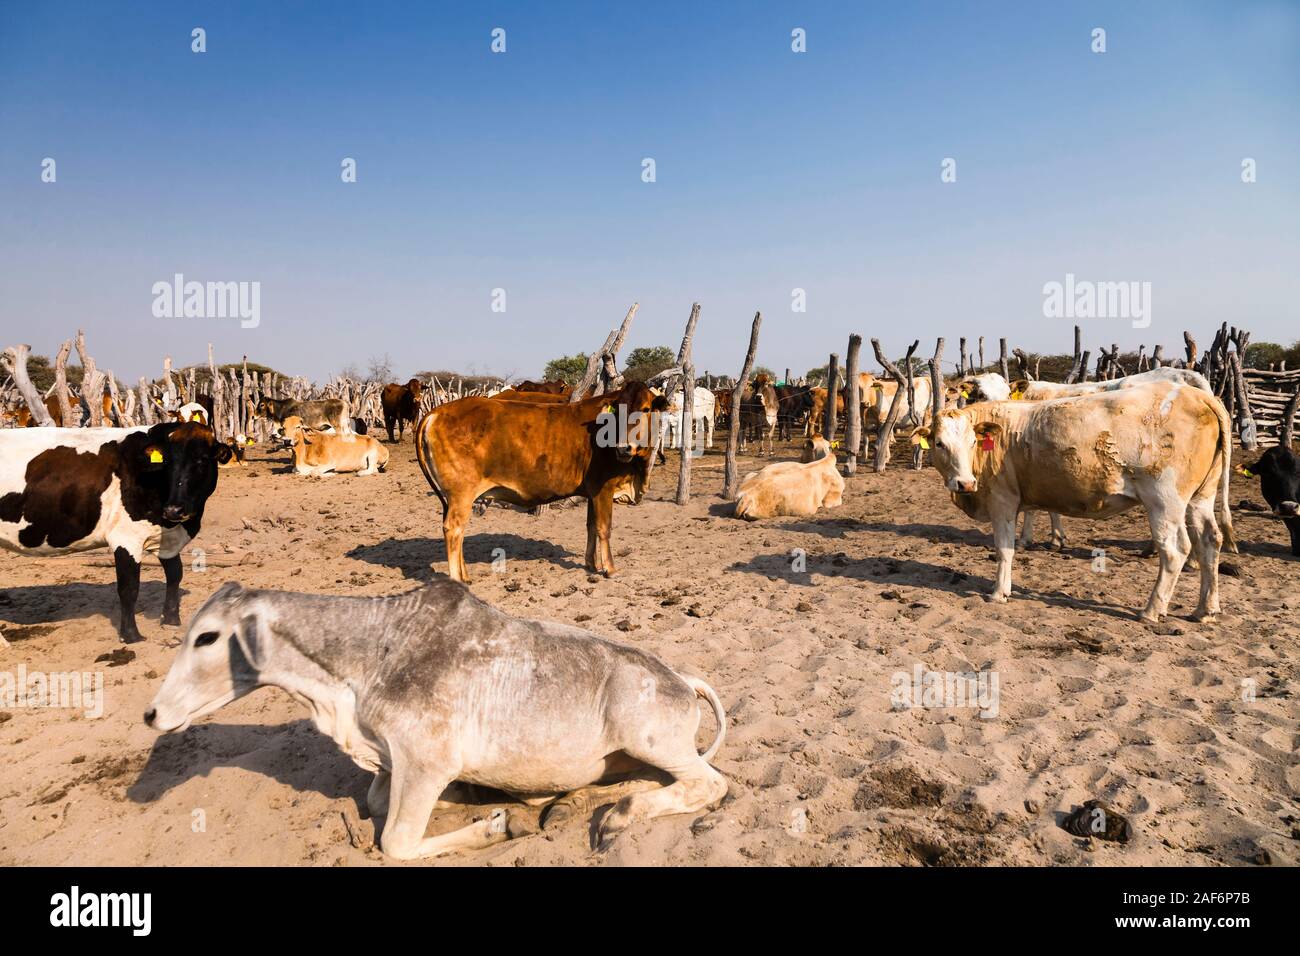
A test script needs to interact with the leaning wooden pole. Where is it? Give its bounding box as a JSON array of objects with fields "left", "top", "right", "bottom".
[
  {"left": 843, "top": 335, "right": 862, "bottom": 475},
  {"left": 871, "top": 338, "right": 917, "bottom": 472},
  {"left": 723, "top": 312, "right": 762, "bottom": 500},
  {"left": 1, "top": 345, "right": 57, "bottom": 426}
]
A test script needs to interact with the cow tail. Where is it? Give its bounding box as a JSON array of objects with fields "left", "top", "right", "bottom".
[
  {"left": 684, "top": 676, "right": 726, "bottom": 763},
  {"left": 1210, "top": 394, "right": 1238, "bottom": 554},
  {"left": 413, "top": 411, "right": 445, "bottom": 506}
]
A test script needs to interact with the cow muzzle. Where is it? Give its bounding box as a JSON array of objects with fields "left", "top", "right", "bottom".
[
  {"left": 1275, "top": 500, "right": 1299, "bottom": 516},
  {"left": 162, "top": 504, "right": 192, "bottom": 523},
  {"left": 949, "top": 478, "right": 978, "bottom": 494},
  {"left": 614, "top": 445, "right": 637, "bottom": 463}
]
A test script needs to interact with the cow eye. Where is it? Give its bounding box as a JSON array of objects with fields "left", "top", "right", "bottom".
[{"left": 194, "top": 631, "right": 220, "bottom": 647}]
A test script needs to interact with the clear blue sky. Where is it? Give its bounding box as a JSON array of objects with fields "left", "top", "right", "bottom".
[{"left": 1, "top": 1, "right": 1297, "bottom": 383}]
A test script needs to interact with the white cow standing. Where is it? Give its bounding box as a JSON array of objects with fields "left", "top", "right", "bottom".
[{"left": 659, "top": 386, "right": 715, "bottom": 453}]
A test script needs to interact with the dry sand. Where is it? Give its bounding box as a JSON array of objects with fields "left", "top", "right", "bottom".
[{"left": 1, "top": 433, "right": 1296, "bottom": 866}]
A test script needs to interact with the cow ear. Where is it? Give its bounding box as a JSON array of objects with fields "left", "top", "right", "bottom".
[
  {"left": 1010, "top": 380, "right": 1030, "bottom": 395},
  {"left": 216, "top": 443, "right": 234, "bottom": 464},
  {"left": 973, "top": 421, "right": 1002, "bottom": 436},
  {"left": 910, "top": 427, "right": 932, "bottom": 447},
  {"left": 233, "top": 611, "right": 268, "bottom": 671},
  {"left": 652, "top": 394, "right": 670, "bottom": 412}
]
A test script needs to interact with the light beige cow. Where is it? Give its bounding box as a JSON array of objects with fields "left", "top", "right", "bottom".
[
  {"left": 283, "top": 415, "right": 388, "bottom": 476},
  {"left": 865, "top": 376, "right": 933, "bottom": 431},
  {"left": 911, "top": 381, "right": 1235, "bottom": 623},
  {"left": 951, "top": 368, "right": 1232, "bottom": 553},
  {"left": 1010, "top": 367, "right": 1212, "bottom": 402},
  {"left": 735, "top": 436, "right": 844, "bottom": 519}
]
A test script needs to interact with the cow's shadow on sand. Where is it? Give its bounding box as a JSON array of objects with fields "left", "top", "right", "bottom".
[
  {"left": 127, "top": 719, "right": 368, "bottom": 810},
  {"left": 347, "top": 534, "right": 583, "bottom": 581},
  {"left": 0, "top": 581, "right": 176, "bottom": 629},
  {"left": 127, "top": 718, "right": 522, "bottom": 819},
  {"left": 726, "top": 551, "right": 1139, "bottom": 622}
]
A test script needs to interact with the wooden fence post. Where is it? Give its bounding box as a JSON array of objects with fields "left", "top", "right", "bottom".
[
  {"left": 843, "top": 335, "right": 862, "bottom": 475},
  {"left": 823, "top": 353, "right": 839, "bottom": 441},
  {"left": 723, "top": 312, "right": 762, "bottom": 500}
]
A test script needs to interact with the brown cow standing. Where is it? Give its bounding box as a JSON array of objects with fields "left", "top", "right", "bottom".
[
  {"left": 381, "top": 378, "right": 425, "bottom": 442},
  {"left": 739, "top": 375, "right": 778, "bottom": 456},
  {"left": 414, "top": 382, "right": 668, "bottom": 582},
  {"left": 513, "top": 379, "right": 572, "bottom": 396},
  {"left": 490, "top": 389, "right": 567, "bottom": 403}
]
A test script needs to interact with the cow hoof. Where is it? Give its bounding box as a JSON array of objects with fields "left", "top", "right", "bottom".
[
  {"left": 161, "top": 611, "right": 181, "bottom": 627},
  {"left": 120, "top": 632, "right": 145, "bottom": 645},
  {"left": 540, "top": 799, "right": 579, "bottom": 830},
  {"left": 595, "top": 806, "right": 631, "bottom": 852}
]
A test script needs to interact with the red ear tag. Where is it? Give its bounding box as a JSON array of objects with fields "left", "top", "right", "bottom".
[{"left": 980, "top": 435, "right": 995, "bottom": 452}]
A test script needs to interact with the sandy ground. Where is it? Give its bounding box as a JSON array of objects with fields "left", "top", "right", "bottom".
[{"left": 1, "top": 430, "right": 1297, "bottom": 867}]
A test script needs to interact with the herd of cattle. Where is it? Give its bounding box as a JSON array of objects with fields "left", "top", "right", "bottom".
[{"left": 2, "top": 359, "right": 1299, "bottom": 859}]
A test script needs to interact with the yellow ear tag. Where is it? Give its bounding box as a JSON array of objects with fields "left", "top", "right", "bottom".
[
  {"left": 603, "top": 404, "right": 615, "bottom": 414},
  {"left": 1242, "top": 467, "right": 1253, "bottom": 478},
  {"left": 918, "top": 437, "right": 930, "bottom": 449},
  {"left": 960, "top": 388, "right": 970, "bottom": 399},
  {"left": 191, "top": 413, "right": 204, "bottom": 422},
  {"left": 148, "top": 448, "right": 164, "bottom": 464},
  {"left": 1010, "top": 390, "right": 1024, "bottom": 400}
]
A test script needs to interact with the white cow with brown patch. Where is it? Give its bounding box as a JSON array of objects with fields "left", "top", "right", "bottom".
[
  {"left": 734, "top": 436, "right": 844, "bottom": 519},
  {"left": 911, "top": 381, "right": 1235, "bottom": 623}
]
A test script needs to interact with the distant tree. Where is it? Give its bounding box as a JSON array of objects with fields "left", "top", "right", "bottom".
[
  {"left": 24, "top": 354, "right": 82, "bottom": 393},
  {"left": 622, "top": 345, "right": 675, "bottom": 382},
  {"left": 1245, "top": 342, "right": 1286, "bottom": 369},
  {"left": 542, "top": 353, "right": 589, "bottom": 387},
  {"left": 804, "top": 366, "right": 828, "bottom": 386},
  {"left": 176, "top": 361, "right": 283, "bottom": 390},
  {"left": 416, "top": 369, "right": 504, "bottom": 391},
  {"left": 366, "top": 353, "right": 394, "bottom": 383},
  {"left": 750, "top": 365, "right": 776, "bottom": 383}
]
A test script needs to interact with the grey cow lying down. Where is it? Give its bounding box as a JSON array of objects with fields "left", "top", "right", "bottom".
[{"left": 145, "top": 580, "right": 728, "bottom": 859}]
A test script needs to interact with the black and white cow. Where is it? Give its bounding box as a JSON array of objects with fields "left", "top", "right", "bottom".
[
  {"left": 1243, "top": 392, "right": 1300, "bottom": 557},
  {"left": 0, "top": 421, "right": 230, "bottom": 642}
]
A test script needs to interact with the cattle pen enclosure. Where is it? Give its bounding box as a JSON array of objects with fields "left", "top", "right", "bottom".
[{"left": 1, "top": 412, "right": 1296, "bottom": 867}]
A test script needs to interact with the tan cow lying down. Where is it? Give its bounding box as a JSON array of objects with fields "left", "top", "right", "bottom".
[
  {"left": 1010, "top": 366, "right": 1212, "bottom": 402},
  {"left": 912, "top": 381, "right": 1235, "bottom": 623},
  {"left": 283, "top": 415, "right": 389, "bottom": 476},
  {"left": 735, "top": 436, "right": 844, "bottom": 519}
]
